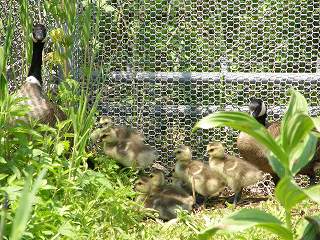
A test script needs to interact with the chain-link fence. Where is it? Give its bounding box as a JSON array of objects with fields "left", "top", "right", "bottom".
[{"left": 1, "top": 1, "right": 320, "bottom": 194}]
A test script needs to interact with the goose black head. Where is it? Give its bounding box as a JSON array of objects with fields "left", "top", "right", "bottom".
[
  {"left": 249, "top": 98, "right": 267, "bottom": 125},
  {"left": 249, "top": 98, "right": 266, "bottom": 118},
  {"left": 32, "top": 24, "right": 47, "bottom": 43}
]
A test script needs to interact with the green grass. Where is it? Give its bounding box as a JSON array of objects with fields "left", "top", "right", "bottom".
[{"left": 128, "top": 198, "right": 319, "bottom": 240}]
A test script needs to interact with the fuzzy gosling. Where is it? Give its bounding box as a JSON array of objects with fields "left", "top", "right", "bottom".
[
  {"left": 207, "top": 141, "right": 264, "bottom": 205},
  {"left": 174, "top": 145, "right": 226, "bottom": 202},
  {"left": 134, "top": 171, "right": 193, "bottom": 220},
  {"left": 99, "top": 125, "right": 157, "bottom": 169}
]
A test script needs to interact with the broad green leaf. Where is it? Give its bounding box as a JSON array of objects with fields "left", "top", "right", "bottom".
[
  {"left": 275, "top": 176, "right": 307, "bottom": 211},
  {"left": 268, "top": 152, "right": 286, "bottom": 178},
  {"left": 10, "top": 168, "right": 47, "bottom": 240},
  {"left": 290, "top": 133, "right": 318, "bottom": 175},
  {"left": 32, "top": 149, "right": 45, "bottom": 157},
  {"left": 0, "top": 74, "right": 7, "bottom": 100},
  {"left": 40, "top": 184, "right": 57, "bottom": 190},
  {"left": 285, "top": 114, "right": 314, "bottom": 154},
  {"left": 101, "top": 4, "right": 116, "bottom": 12},
  {"left": 0, "top": 46, "right": 5, "bottom": 74},
  {"left": 304, "top": 184, "right": 320, "bottom": 203},
  {"left": 0, "top": 47, "right": 8, "bottom": 100},
  {"left": 58, "top": 222, "right": 77, "bottom": 238},
  {"left": 276, "top": 177, "right": 320, "bottom": 211},
  {"left": 198, "top": 209, "right": 293, "bottom": 240},
  {"left": 1, "top": 186, "right": 23, "bottom": 202},
  {"left": 193, "top": 112, "right": 287, "bottom": 163},
  {"left": 312, "top": 117, "right": 320, "bottom": 133},
  {"left": 281, "top": 89, "right": 309, "bottom": 152},
  {"left": 300, "top": 216, "right": 320, "bottom": 240}
]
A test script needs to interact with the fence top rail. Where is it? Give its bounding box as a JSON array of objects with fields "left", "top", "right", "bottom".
[{"left": 110, "top": 71, "right": 320, "bottom": 83}]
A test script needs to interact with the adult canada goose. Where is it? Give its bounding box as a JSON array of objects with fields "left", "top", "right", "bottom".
[
  {"left": 15, "top": 24, "right": 66, "bottom": 127},
  {"left": 207, "top": 141, "right": 264, "bottom": 205},
  {"left": 237, "top": 99, "right": 318, "bottom": 184},
  {"left": 134, "top": 171, "right": 193, "bottom": 221},
  {"left": 174, "top": 145, "right": 226, "bottom": 203}
]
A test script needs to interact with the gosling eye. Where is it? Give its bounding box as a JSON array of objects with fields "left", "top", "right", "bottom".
[
  {"left": 101, "top": 133, "right": 110, "bottom": 138},
  {"left": 175, "top": 150, "right": 181, "bottom": 154}
]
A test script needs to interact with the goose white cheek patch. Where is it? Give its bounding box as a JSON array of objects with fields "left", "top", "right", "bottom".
[
  {"left": 26, "top": 76, "right": 41, "bottom": 87},
  {"left": 258, "top": 102, "right": 266, "bottom": 117}
]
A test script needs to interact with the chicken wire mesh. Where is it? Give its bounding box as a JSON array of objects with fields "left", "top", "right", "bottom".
[{"left": 1, "top": 1, "right": 320, "bottom": 195}]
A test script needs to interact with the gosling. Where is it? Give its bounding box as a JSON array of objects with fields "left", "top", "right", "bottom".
[
  {"left": 98, "top": 125, "right": 157, "bottom": 169},
  {"left": 91, "top": 115, "right": 144, "bottom": 143},
  {"left": 174, "top": 145, "right": 226, "bottom": 203},
  {"left": 134, "top": 171, "right": 193, "bottom": 221},
  {"left": 207, "top": 141, "right": 264, "bottom": 206}
]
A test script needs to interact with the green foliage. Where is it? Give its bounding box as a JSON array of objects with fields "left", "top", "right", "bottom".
[
  {"left": 18, "top": 0, "right": 32, "bottom": 73},
  {"left": 300, "top": 216, "right": 320, "bottom": 240},
  {"left": 0, "top": 12, "right": 13, "bottom": 100},
  {"left": 44, "top": 0, "right": 77, "bottom": 77},
  {"left": 198, "top": 209, "right": 293, "bottom": 240},
  {"left": 0, "top": 70, "right": 143, "bottom": 239},
  {"left": 194, "top": 89, "right": 320, "bottom": 239},
  {"left": 10, "top": 169, "right": 47, "bottom": 240}
]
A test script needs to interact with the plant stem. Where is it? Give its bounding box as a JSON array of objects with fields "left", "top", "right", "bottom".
[
  {"left": 285, "top": 209, "right": 292, "bottom": 233},
  {"left": 0, "top": 193, "right": 8, "bottom": 240}
]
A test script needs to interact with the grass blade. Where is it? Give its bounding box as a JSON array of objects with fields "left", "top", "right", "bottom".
[{"left": 10, "top": 168, "right": 47, "bottom": 240}]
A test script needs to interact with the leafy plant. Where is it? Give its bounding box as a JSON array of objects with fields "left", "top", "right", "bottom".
[
  {"left": 193, "top": 89, "right": 320, "bottom": 240},
  {"left": 9, "top": 168, "right": 47, "bottom": 240}
]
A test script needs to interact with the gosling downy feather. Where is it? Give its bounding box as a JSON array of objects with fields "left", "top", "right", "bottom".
[
  {"left": 207, "top": 141, "right": 264, "bottom": 205},
  {"left": 98, "top": 125, "right": 157, "bottom": 169},
  {"left": 174, "top": 145, "right": 226, "bottom": 198},
  {"left": 134, "top": 171, "right": 193, "bottom": 220}
]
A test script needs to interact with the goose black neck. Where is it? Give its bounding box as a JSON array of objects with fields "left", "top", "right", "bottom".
[
  {"left": 255, "top": 113, "right": 267, "bottom": 126},
  {"left": 27, "top": 41, "right": 45, "bottom": 85}
]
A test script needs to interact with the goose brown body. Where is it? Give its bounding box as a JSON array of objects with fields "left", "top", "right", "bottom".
[
  {"left": 16, "top": 80, "right": 67, "bottom": 126},
  {"left": 237, "top": 99, "right": 319, "bottom": 183}
]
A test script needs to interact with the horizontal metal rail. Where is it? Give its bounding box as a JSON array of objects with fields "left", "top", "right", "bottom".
[{"left": 110, "top": 71, "right": 320, "bottom": 84}]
